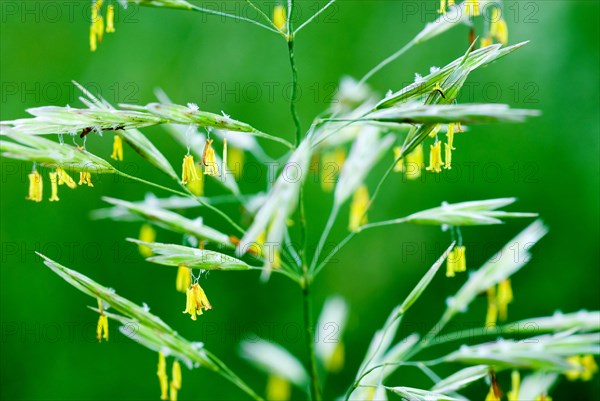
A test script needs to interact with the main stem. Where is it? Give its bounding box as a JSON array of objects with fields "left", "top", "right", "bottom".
[
  {"left": 285, "top": 7, "right": 320, "bottom": 398},
  {"left": 287, "top": 36, "right": 302, "bottom": 145},
  {"left": 301, "top": 270, "right": 322, "bottom": 401}
]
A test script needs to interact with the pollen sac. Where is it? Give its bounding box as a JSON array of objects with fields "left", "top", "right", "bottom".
[
  {"left": 110, "top": 135, "right": 124, "bottom": 161},
  {"left": 78, "top": 171, "right": 94, "bottom": 187},
  {"left": 56, "top": 167, "right": 77, "bottom": 189},
  {"left": 181, "top": 154, "right": 200, "bottom": 184},
  {"left": 348, "top": 185, "right": 369, "bottom": 232},
  {"left": 96, "top": 314, "right": 109, "bottom": 342},
  {"left": 26, "top": 170, "right": 43, "bottom": 202},
  {"left": 175, "top": 265, "right": 192, "bottom": 293},
  {"left": 49, "top": 172, "right": 60, "bottom": 202},
  {"left": 202, "top": 139, "right": 220, "bottom": 177},
  {"left": 182, "top": 283, "right": 212, "bottom": 320},
  {"left": 426, "top": 141, "right": 444, "bottom": 173}
]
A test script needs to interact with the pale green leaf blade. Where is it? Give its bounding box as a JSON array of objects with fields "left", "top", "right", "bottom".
[
  {"left": 431, "top": 365, "right": 489, "bottom": 393},
  {"left": 103, "top": 197, "right": 234, "bottom": 248},
  {"left": 128, "top": 239, "right": 251, "bottom": 271},
  {"left": 240, "top": 339, "right": 309, "bottom": 388},
  {"left": 399, "top": 242, "right": 455, "bottom": 314}
]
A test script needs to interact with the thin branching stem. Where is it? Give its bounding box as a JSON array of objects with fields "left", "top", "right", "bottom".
[
  {"left": 418, "top": 363, "right": 442, "bottom": 383},
  {"left": 420, "top": 324, "right": 521, "bottom": 349},
  {"left": 295, "top": 0, "right": 337, "bottom": 34},
  {"left": 360, "top": 217, "right": 409, "bottom": 231},
  {"left": 312, "top": 155, "right": 407, "bottom": 277},
  {"left": 114, "top": 169, "right": 245, "bottom": 235},
  {"left": 287, "top": 40, "right": 302, "bottom": 145},
  {"left": 206, "top": 350, "right": 265, "bottom": 401},
  {"left": 357, "top": 39, "right": 417, "bottom": 87},
  {"left": 252, "top": 130, "right": 296, "bottom": 149},
  {"left": 312, "top": 231, "right": 355, "bottom": 277},
  {"left": 354, "top": 314, "right": 402, "bottom": 392},
  {"left": 189, "top": 4, "right": 280, "bottom": 34},
  {"left": 180, "top": 185, "right": 246, "bottom": 235},
  {"left": 249, "top": 266, "right": 300, "bottom": 283},
  {"left": 309, "top": 204, "right": 340, "bottom": 274},
  {"left": 405, "top": 309, "right": 454, "bottom": 361},
  {"left": 115, "top": 170, "right": 189, "bottom": 197},
  {"left": 344, "top": 360, "right": 442, "bottom": 401},
  {"left": 284, "top": 3, "right": 320, "bottom": 399},
  {"left": 243, "top": 0, "right": 282, "bottom": 33},
  {"left": 312, "top": 37, "right": 419, "bottom": 146}
]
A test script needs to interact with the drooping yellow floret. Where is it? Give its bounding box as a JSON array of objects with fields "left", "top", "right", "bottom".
[
  {"left": 227, "top": 146, "right": 245, "bottom": 180},
  {"left": 157, "top": 353, "right": 169, "bottom": 401},
  {"left": 485, "top": 384, "right": 501, "bottom": 401},
  {"left": 96, "top": 299, "right": 109, "bottom": 342},
  {"left": 321, "top": 148, "right": 346, "bottom": 192},
  {"left": 183, "top": 283, "right": 212, "bottom": 320},
  {"left": 273, "top": 5, "right": 287, "bottom": 32},
  {"left": 95, "top": 15, "right": 104, "bottom": 43},
  {"left": 96, "top": 314, "right": 109, "bottom": 342},
  {"left": 581, "top": 355, "right": 599, "bottom": 381},
  {"left": 186, "top": 165, "right": 204, "bottom": 195},
  {"left": 447, "top": 123, "right": 456, "bottom": 150},
  {"left": 267, "top": 375, "right": 291, "bottom": 401},
  {"left": 106, "top": 4, "right": 115, "bottom": 33},
  {"left": 465, "top": 0, "right": 480, "bottom": 17},
  {"left": 447, "top": 245, "right": 466, "bottom": 277},
  {"left": 438, "top": 0, "right": 447, "bottom": 14},
  {"left": 110, "top": 134, "right": 123, "bottom": 161},
  {"left": 49, "top": 172, "right": 60, "bottom": 202},
  {"left": 89, "top": 23, "right": 97, "bottom": 52},
  {"left": 169, "top": 360, "right": 181, "bottom": 401},
  {"left": 566, "top": 355, "right": 598, "bottom": 381},
  {"left": 426, "top": 141, "right": 444, "bottom": 173},
  {"left": 90, "top": 1, "right": 99, "bottom": 52},
  {"left": 171, "top": 361, "right": 181, "bottom": 389},
  {"left": 272, "top": 249, "right": 282, "bottom": 270},
  {"left": 486, "top": 286, "right": 498, "bottom": 327},
  {"left": 507, "top": 370, "right": 520, "bottom": 401},
  {"left": 26, "top": 169, "right": 43, "bottom": 202},
  {"left": 446, "top": 248, "right": 457, "bottom": 278},
  {"left": 405, "top": 144, "right": 423, "bottom": 180},
  {"left": 348, "top": 185, "right": 369, "bottom": 232},
  {"left": 490, "top": 8, "right": 508, "bottom": 45},
  {"left": 454, "top": 246, "right": 466, "bottom": 272},
  {"left": 444, "top": 143, "right": 453, "bottom": 170},
  {"left": 138, "top": 224, "right": 156, "bottom": 257},
  {"left": 175, "top": 265, "right": 192, "bottom": 293},
  {"left": 326, "top": 342, "right": 345, "bottom": 373},
  {"left": 202, "top": 139, "right": 220, "bottom": 176},
  {"left": 497, "top": 279, "right": 513, "bottom": 321},
  {"left": 78, "top": 171, "right": 94, "bottom": 187},
  {"left": 246, "top": 231, "right": 266, "bottom": 257},
  {"left": 481, "top": 36, "right": 493, "bottom": 48},
  {"left": 181, "top": 154, "right": 200, "bottom": 184},
  {"left": 56, "top": 167, "right": 77, "bottom": 189}
]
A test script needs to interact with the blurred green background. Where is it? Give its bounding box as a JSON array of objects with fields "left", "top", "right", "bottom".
[{"left": 1, "top": 0, "right": 599, "bottom": 400}]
